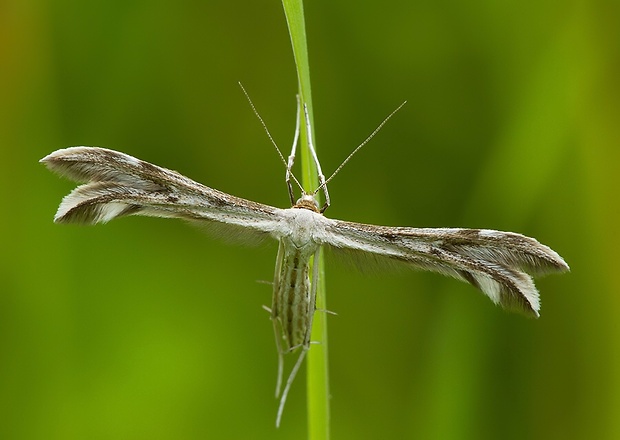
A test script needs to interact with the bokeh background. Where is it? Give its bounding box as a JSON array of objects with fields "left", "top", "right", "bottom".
[{"left": 2, "top": 0, "right": 618, "bottom": 439}]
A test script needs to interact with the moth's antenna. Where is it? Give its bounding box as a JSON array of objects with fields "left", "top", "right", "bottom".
[
  {"left": 315, "top": 101, "right": 407, "bottom": 195},
  {"left": 238, "top": 82, "right": 304, "bottom": 194}
]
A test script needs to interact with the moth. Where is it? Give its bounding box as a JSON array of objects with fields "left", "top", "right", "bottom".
[{"left": 41, "top": 96, "right": 569, "bottom": 426}]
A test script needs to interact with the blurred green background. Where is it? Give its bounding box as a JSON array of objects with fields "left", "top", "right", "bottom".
[{"left": 2, "top": 0, "right": 618, "bottom": 438}]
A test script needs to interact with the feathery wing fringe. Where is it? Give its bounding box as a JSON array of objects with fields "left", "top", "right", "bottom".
[
  {"left": 40, "top": 147, "right": 281, "bottom": 240},
  {"left": 324, "top": 221, "right": 569, "bottom": 317}
]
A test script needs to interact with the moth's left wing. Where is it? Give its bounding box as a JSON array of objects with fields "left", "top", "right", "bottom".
[
  {"left": 321, "top": 219, "right": 569, "bottom": 317},
  {"left": 41, "top": 147, "right": 284, "bottom": 242}
]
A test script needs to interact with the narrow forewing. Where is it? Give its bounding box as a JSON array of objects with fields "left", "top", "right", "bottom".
[
  {"left": 41, "top": 147, "right": 285, "bottom": 241},
  {"left": 321, "top": 218, "right": 569, "bottom": 317}
]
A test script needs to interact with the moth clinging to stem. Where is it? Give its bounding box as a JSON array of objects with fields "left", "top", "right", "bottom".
[{"left": 41, "top": 91, "right": 569, "bottom": 426}]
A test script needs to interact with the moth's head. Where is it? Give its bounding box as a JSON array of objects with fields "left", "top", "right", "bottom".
[{"left": 293, "top": 193, "right": 320, "bottom": 213}]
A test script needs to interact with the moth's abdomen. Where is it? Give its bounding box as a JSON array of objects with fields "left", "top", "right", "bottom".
[{"left": 272, "top": 247, "right": 313, "bottom": 352}]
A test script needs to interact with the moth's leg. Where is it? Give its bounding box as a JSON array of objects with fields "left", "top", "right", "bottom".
[
  {"left": 302, "top": 104, "right": 330, "bottom": 212},
  {"left": 271, "top": 241, "right": 286, "bottom": 398},
  {"left": 276, "top": 348, "right": 307, "bottom": 428},
  {"left": 273, "top": 319, "right": 285, "bottom": 400},
  {"left": 305, "top": 248, "right": 321, "bottom": 347},
  {"left": 286, "top": 95, "right": 302, "bottom": 206}
]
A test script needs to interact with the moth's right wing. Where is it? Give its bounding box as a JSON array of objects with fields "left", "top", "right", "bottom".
[
  {"left": 41, "top": 147, "right": 284, "bottom": 242},
  {"left": 320, "top": 218, "right": 569, "bottom": 317}
]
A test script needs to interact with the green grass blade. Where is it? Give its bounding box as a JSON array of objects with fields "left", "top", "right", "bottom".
[{"left": 281, "top": 1, "right": 330, "bottom": 438}]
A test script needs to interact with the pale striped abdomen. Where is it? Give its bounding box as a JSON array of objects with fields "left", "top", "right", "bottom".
[{"left": 271, "top": 241, "right": 315, "bottom": 353}]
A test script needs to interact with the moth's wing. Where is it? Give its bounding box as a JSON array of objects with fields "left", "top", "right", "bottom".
[
  {"left": 41, "top": 147, "right": 284, "bottom": 242},
  {"left": 321, "top": 219, "right": 569, "bottom": 317}
]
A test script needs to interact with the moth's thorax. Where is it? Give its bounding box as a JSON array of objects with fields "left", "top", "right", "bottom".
[{"left": 280, "top": 205, "right": 325, "bottom": 250}]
